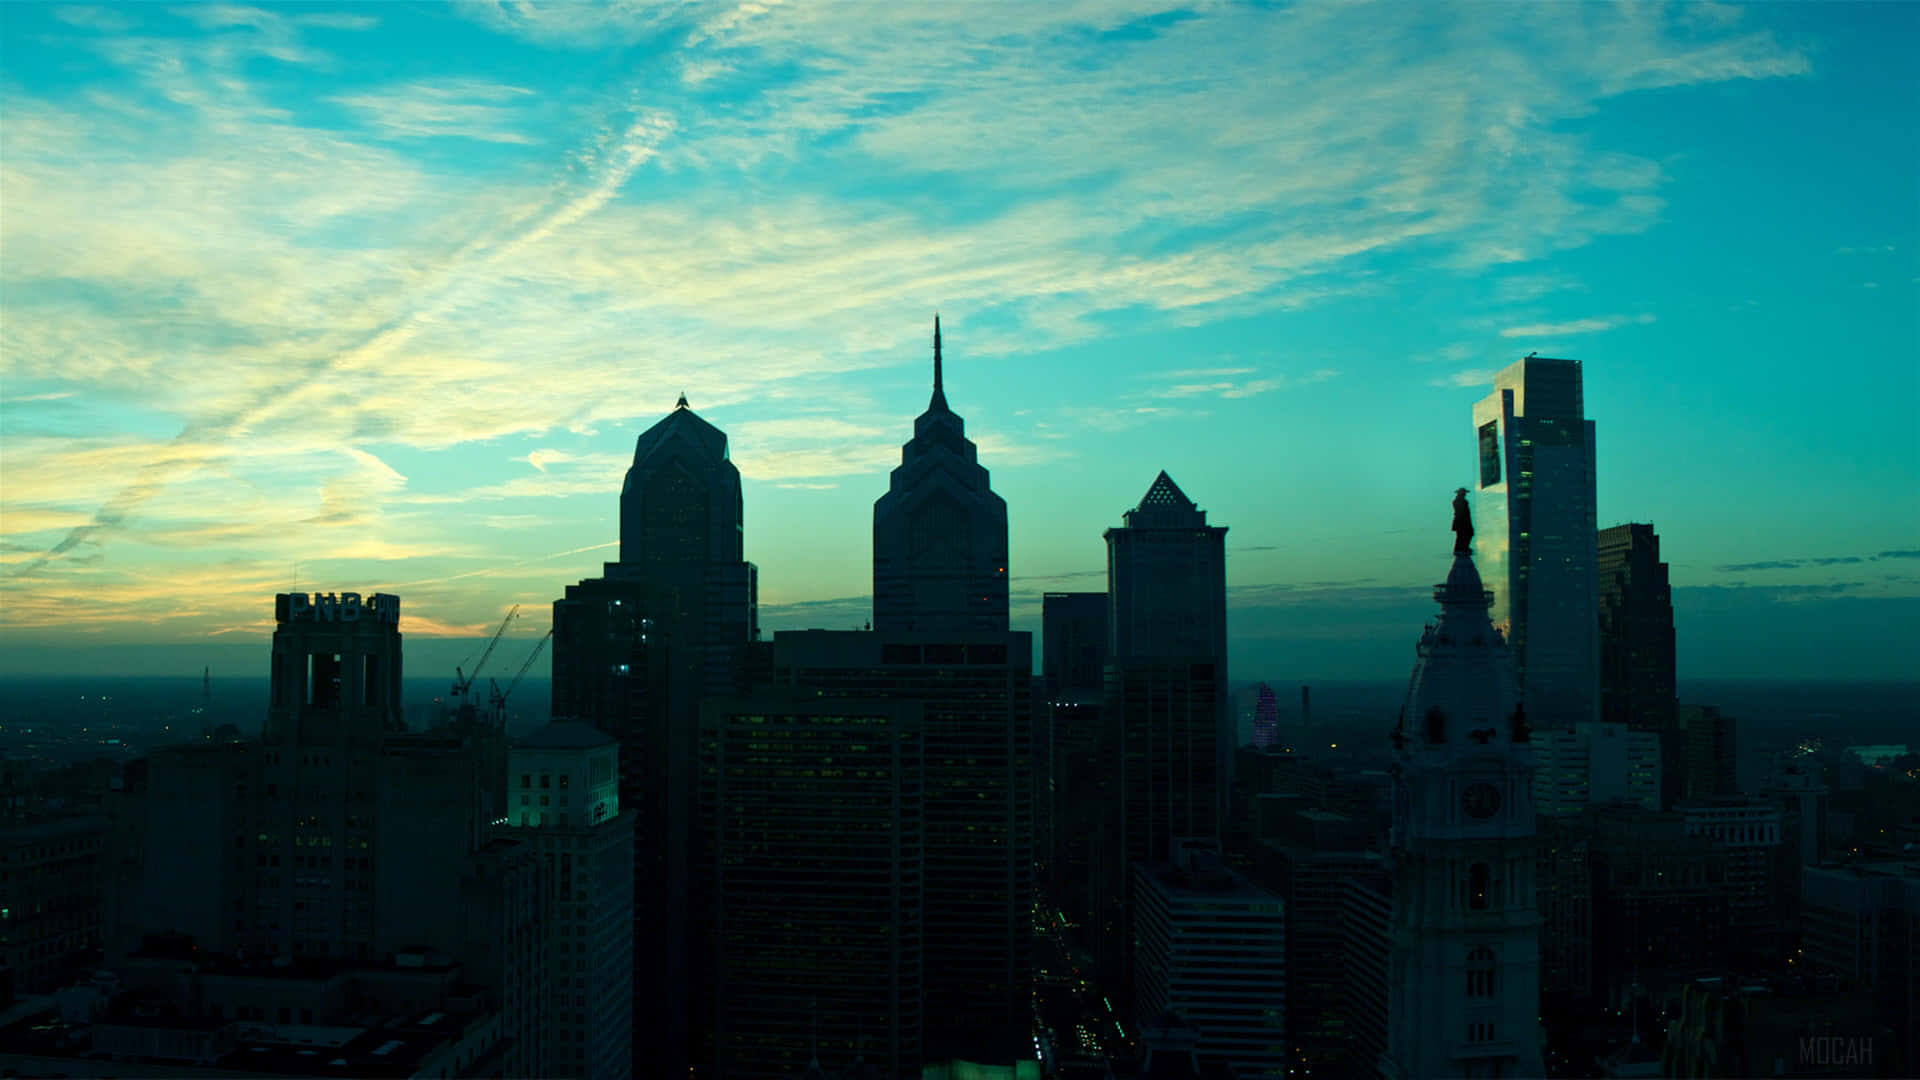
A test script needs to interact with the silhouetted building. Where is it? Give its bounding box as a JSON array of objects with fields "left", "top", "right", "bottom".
[
  {"left": 1094, "top": 472, "right": 1228, "bottom": 992},
  {"left": 1531, "top": 721, "right": 1659, "bottom": 817},
  {"left": 1472, "top": 356, "right": 1599, "bottom": 730},
  {"left": 1675, "top": 704, "right": 1738, "bottom": 802},
  {"left": 1132, "top": 840, "right": 1285, "bottom": 1078},
  {"left": 1586, "top": 804, "right": 1730, "bottom": 1006},
  {"left": 1537, "top": 815, "right": 1594, "bottom": 1004},
  {"left": 1679, "top": 797, "right": 1796, "bottom": 965},
  {"left": 123, "top": 592, "right": 548, "bottom": 1079},
  {"left": 0, "top": 815, "right": 108, "bottom": 994},
  {"left": 549, "top": 396, "right": 758, "bottom": 1076},
  {"left": 1251, "top": 685, "right": 1279, "bottom": 750},
  {"left": 1341, "top": 870, "right": 1393, "bottom": 1080},
  {"left": 1381, "top": 527, "right": 1543, "bottom": 1079},
  {"left": 1802, "top": 860, "right": 1920, "bottom": 1071},
  {"left": 767, "top": 629, "right": 1031, "bottom": 1066},
  {"left": 872, "top": 317, "right": 1009, "bottom": 633},
  {"left": 501, "top": 723, "right": 633, "bottom": 1080},
  {"left": 1242, "top": 806, "right": 1381, "bottom": 1074},
  {"left": 698, "top": 694, "right": 924, "bottom": 1076},
  {"left": 1044, "top": 592, "right": 1108, "bottom": 934},
  {"left": 1597, "top": 524, "right": 1676, "bottom": 795},
  {"left": 1766, "top": 758, "right": 1831, "bottom": 866}
]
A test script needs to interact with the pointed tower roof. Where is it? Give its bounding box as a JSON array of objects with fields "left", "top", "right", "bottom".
[
  {"left": 630, "top": 394, "right": 728, "bottom": 468},
  {"left": 929, "top": 313, "right": 948, "bottom": 413},
  {"left": 1123, "top": 470, "right": 1205, "bottom": 528}
]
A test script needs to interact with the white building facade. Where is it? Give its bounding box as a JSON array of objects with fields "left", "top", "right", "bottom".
[
  {"left": 1532, "top": 721, "right": 1660, "bottom": 817},
  {"left": 503, "top": 723, "right": 633, "bottom": 1080}
]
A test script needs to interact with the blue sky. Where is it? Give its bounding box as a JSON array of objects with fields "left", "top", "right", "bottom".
[{"left": 2, "top": 1, "right": 1915, "bottom": 680}]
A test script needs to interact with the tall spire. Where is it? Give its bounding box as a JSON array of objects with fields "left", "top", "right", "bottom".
[{"left": 930, "top": 313, "right": 949, "bottom": 412}]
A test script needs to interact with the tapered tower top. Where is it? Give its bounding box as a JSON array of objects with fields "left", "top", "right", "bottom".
[{"left": 930, "top": 314, "right": 948, "bottom": 413}]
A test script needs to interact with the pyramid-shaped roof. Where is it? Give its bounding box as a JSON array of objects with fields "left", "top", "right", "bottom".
[{"left": 1138, "top": 470, "right": 1194, "bottom": 510}]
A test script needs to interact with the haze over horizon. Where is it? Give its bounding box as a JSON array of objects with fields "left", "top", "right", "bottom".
[{"left": 3, "top": 1, "right": 1916, "bottom": 680}]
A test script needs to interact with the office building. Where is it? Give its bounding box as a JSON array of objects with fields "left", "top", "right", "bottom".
[
  {"left": 1679, "top": 797, "right": 1796, "bottom": 965},
  {"left": 1586, "top": 805, "right": 1730, "bottom": 1005},
  {"left": 500, "top": 723, "right": 633, "bottom": 1080},
  {"left": 1341, "top": 870, "right": 1393, "bottom": 1080},
  {"left": 1765, "top": 758, "right": 1830, "bottom": 866},
  {"left": 1132, "top": 840, "right": 1286, "bottom": 1079},
  {"left": 1095, "top": 472, "right": 1228, "bottom": 990},
  {"left": 872, "top": 316, "right": 1009, "bottom": 632},
  {"left": 768, "top": 629, "right": 1032, "bottom": 1065},
  {"left": 1472, "top": 356, "right": 1599, "bottom": 729},
  {"left": 1674, "top": 705, "right": 1737, "bottom": 803},
  {"left": 1251, "top": 684, "right": 1279, "bottom": 750},
  {"left": 1531, "top": 721, "right": 1660, "bottom": 817},
  {"left": 1043, "top": 592, "right": 1107, "bottom": 933},
  {"left": 1381, "top": 504, "right": 1543, "bottom": 1080},
  {"left": 1243, "top": 806, "right": 1381, "bottom": 1074},
  {"left": 0, "top": 815, "right": 109, "bottom": 994},
  {"left": 1802, "top": 860, "right": 1920, "bottom": 1071},
  {"left": 698, "top": 694, "right": 924, "bottom": 1076},
  {"left": 549, "top": 395, "right": 758, "bottom": 1075},
  {"left": 1597, "top": 525, "right": 1676, "bottom": 775}
]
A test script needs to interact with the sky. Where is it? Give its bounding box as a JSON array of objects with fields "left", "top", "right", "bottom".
[{"left": 2, "top": 0, "right": 1915, "bottom": 683}]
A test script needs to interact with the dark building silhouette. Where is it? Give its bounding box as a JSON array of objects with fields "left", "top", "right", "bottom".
[
  {"left": 697, "top": 693, "right": 925, "bottom": 1076},
  {"left": 1251, "top": 684, "right": 1279, "bottom": 750},
  {"left": 768, "top": 629, "right": 1032, "bottom": 1066},
  {"left": 1043, "top": 592, "right": 1108, "bottom": 933},
  {"left": 1092, "top": 472, "right": 1228, "bottom": 996},
  {"left": 116, "top": 591, "right": 550, "bottom": 1079},
  {"left": 1675, "top": 704, "right": 1738, "bottom": 802},
  {"left": 872, "top": 317, "right": 1009, "bottom": 633},
  {"left": 550, "top": 396, "right": 758, "bottom": 1077},
  {"left": 1597, "top": 523, "right": 1678, "bottom": 802}
]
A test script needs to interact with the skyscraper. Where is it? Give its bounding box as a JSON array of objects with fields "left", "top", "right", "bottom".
[
  {"left": 501, "top": 723, "right": 634, "bottom": 1080},
  {"left": 768, "top": 630, "right": 1032, "bottom": 1066},
  {"left": 1473, "top": 356, "right": 1599, "bottom": 729},
  {"left": 873, "top": 316, "right": 1010, "bottom": 632},
  {"left": 1094, "top": 471, "right": 1228, "bottom": 992},
  {"left": 550, "top": 395, "right": 758, "bottom": 1076},
  {"left": 697, "top": 693, "right": 925, "bottom": 1075},
  {"left": 1251, "top": 684, "right": 1279, "bottom": 750},
  {"left": 1043, "top": 592, "right": 1107, "bottom": 929},
  {"left": 1598, "top": 523, "right": 1678, "bottom": 800},
  {"left": 1381, "top": 498, "right": 1543, "bottom": 1080}
]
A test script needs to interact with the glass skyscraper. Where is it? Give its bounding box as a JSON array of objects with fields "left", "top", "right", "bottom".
[{"left": 1472, "top": 357, "right": 1599, "bottom": 730}]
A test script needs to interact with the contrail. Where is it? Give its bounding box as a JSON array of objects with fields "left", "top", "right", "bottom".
[
  {"left": 366, "top": 540, "right": 619, "bottom": 591},
  {"left": 9, "top": 110, "right": 677, "bottom": 578}
]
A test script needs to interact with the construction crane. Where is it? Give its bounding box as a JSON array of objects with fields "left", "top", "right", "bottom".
[
  {"left": 451, "top": 605, "right": 519, "bottom": 709},
  {"left": 489, "top": 628, "right": 553, "bottom": 727}
]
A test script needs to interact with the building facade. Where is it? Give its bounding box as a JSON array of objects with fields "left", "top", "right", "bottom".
[
  {"left": 500, "top": 724, "right": 633, "bottom": 1080},
  {"left": 768, "top": 629, "right": 1032, "bottom": 1066},
  {"left": 1531, "top": 722, "right": 1660, "bottom": 818},
  {"left": 697, "top": 695, "right": 924, "bottom": 1077},
  {"left": 1596, "top": 525, "right": 1676, "bottom": 788},
  {"left": 1132, "top": 841, "right": 1286, "bottom": 1079},
  {"left": 1472, "top": 357, "right": 1599, "bottom": 730}
]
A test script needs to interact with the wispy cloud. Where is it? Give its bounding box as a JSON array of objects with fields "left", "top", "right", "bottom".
[
  {"left": 1499, "top": 313, "right": 1655, "bottom": 338},
  {"left": 331, "top": 79, "right": 539, "bottom": 144}
]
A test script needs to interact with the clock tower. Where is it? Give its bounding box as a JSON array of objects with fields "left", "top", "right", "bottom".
[{"left": 1381, "top": 491, "right": 1544, "bottom": 1079}]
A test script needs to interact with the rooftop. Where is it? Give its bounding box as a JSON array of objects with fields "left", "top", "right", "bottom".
[{"left": 513, "top": 721, "right": 615, "bottom": 751}]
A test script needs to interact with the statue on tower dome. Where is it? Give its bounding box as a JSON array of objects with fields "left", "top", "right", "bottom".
[{"left": 1451, "top": 487, "right": 1473, "bottom": 556}]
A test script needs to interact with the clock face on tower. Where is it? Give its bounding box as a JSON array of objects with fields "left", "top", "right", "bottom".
[{"left": 1462, "top": 782, "right": 1502, "bottom": 820}]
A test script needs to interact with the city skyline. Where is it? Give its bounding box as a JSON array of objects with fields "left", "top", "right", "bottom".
[{"left": 3, "top": 2, "right": 1916, "bottom": 681}]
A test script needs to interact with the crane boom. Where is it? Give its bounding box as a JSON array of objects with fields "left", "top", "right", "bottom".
[
  {"left": 490, "top": 629, "right": 553, "bottom": 721},
  {"left": 451, "top": 604, "right": 519, "bottom": 701}
]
